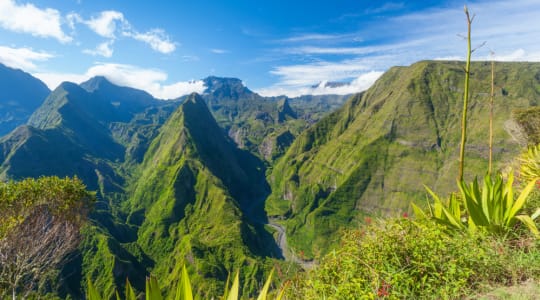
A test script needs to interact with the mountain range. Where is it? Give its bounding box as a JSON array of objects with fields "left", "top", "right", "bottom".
[{"left": 0, "top": 61, "right": 538, "bottom": 297}]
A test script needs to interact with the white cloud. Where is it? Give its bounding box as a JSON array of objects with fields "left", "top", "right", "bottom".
[
  {"left": 264, "top": 0, "right": 540, "bottom": 97},
  {"left": 84, "top": 10, "right": 125, "bottom": 38},
  {"left": 70, "top": 10, "right": 176, "bottom": 54},
  {"left": 0, "top": 46, "right": 53, "bottom": 70},
  {"left": 0, "top": 0, "right": 71, "bottom": 42},
  {"left": 156, "top": 80, "right": 206, "bottom": 98},
  {"left": 182, "top": 55, "right": 199, "bottom": 62},
  {"left": 486, "top": 49, "right": 540, "bottom": 62},
  {"left": 66, "top": 12, "right": 82, "bottom": 30},
  {"left": 211, "top": 48, "right": 228, "bottom": 54},
  {"left": 281, "top": 33, "right": 355, "bottom": 43},
  {"left": 258, "top": 71, "right": 383, "bottom": 98},
  {"left": 33, "top": 63, "right": 205, "bottom": 99},
  {"left": 83, "top": 41, "right": 114, "bottom": 58},
  {"left": 32, "top": 71, "right": 88, "bottom": 89},
  {"left": 365, "top": 2, "right": 405, "bottom": 14},
  {"left": 270, "top": 60, "right": 373, "bottom": 86},
  {"left": 123, "top": 29, "right": 176, "bottom": 54}
]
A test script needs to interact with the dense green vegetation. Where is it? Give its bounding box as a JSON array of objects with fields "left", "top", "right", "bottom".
[
  {"left": 0, "top": 60, "right": 538, "bottom": 298},
  {"left": 118, "top": 93, "right": 279, "bottom": 298},
  {"left": 0, "top": 176, "right": 95, "bottom": 298},
  {"left": 291, "top": 215, "right": 540, "bottom": 299},
  {"left": 188, "top": 76, "right": 348, "bottom": 161},
  {"left": 87, "top": 265, "right": 286, "bottom": 300},
  {"left": 266, "top": 61, "right": 540, "bottom": 258},
  {"left": 514, "top": 106, "right": 540, "bottom": 145}
]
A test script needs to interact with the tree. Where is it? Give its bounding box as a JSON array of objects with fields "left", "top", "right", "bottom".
[{"left": 0, "top": 177, "right": 94, "bottom": 299}]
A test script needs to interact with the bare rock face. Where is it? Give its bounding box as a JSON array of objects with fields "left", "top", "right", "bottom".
[{"left": 259, "top": 130, "right": 295, "bottom": 161}]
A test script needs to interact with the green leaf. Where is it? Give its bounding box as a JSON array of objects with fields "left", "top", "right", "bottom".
[
  {"left": 411, "top": 202, "right": 427, "bottom": 219},
  {"left": 227, "top": 272, "right": 240, "bottom": 300},
  {"left": 531, "top": 208, "right": 540, "bottom": 220},
  {"left": 256, "top": 269, "right": 273, "bottom": 300},
  {"left": 459, "top": 179, "right": 488, "bottom": 226},
  {"left": 146, "top": 276, "right": 163, "bottom": 300},
  {"left": 449, "top": 194, "right": 462, "bottom": 221},
  {"left": 504, "top": 172, "right": 514, "bottom": 211},
  {"left": 275, "top": 281, "right": 289, "bottom": 300},
  {"left": 515, "top": 215, "right": 540, "bottom": 237},
  {"left": 221, "top": 273, "right": 230, "bottom": 300},
  {"left": 440, "top": 205, "right": 463, "bottom": 229},
  {"left": 424, "top": 186, "right": 443, "bottom": 218},
  {"left": 481, "top": 175, "right": 491, "bottom": 222},
  {"left": 505, "top": 179, "right": 536, "bottom": 225},
  {"left": 175, "top": 265, "right": 193, "bottom": 300},
  {"left": 125, "top": 278, "right": 137, "bottom": 300},
  {"left": 86, "top": 278, "right": 102, "bottom": 300}
]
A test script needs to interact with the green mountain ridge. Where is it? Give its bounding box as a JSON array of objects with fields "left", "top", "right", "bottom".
[
  {"left": 120, "top": 93, "right": 278, "bottom": 297},
  {"left": 266, "top": 60, "right": 540, "bottom": 258},
  {"left": 0, "top": 72, "right": 340, "bottom": 298},
  {"left": 0, "top": 61, "right": 538, "bottom": 298}
]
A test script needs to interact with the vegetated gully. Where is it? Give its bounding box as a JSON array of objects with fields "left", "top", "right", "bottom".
[{"left": 245, "top": 195, "right": 315, "bottom": 270}]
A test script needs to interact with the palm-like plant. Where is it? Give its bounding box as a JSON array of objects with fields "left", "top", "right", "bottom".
[
  {"left": 518, "top": 144, "right": 540, "bottom": 184},
  {"left": 87, "top": 265, "right": 285, "bottom": 300},
  {"left": 414, "top": 172, "right": 540, "bottom": 237}
]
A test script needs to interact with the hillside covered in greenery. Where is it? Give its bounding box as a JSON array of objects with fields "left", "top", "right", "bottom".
[
  {"left": 0, "top": 60, "right": 538, "bottom": 298},
  {"left": 266, "top": 60, "right": 540, "bottom": 258}
]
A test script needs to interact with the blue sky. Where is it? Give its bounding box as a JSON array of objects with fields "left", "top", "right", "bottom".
[{"left": 0, "top": 0, "right": 539, "bottom": 98}]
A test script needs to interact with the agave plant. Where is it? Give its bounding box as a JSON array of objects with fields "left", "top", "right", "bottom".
[
  {"left": 518, "top": 144, "right": 540, "bottom": 185},
  {"left": 87, "top": 265, "right": 285, "bottom": 300},
  {"left": 414, "top": 172, "right": 540, "bottom": 237}
]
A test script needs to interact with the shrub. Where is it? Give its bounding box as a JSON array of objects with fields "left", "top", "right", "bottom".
[{"left": 292, "top": 218, "right": 498, "bottom": 299}]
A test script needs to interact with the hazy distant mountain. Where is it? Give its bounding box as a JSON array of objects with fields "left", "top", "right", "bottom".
[
  {"left": 182, "top": 76, "right": 349, "bottom": 160},
  {"left": 0, "top": 63, "right": 50, "bottom": 136}
]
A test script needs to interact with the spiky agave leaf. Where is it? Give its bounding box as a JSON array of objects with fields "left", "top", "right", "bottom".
[
  {"left": 226, "top": 272, "right": 240, "bottom": 300},
  {"left": 256, "top": 269, "right": 274, "bottom": 300},
  {"left": 175, "top": 265, "right": 193, "bottom": 300},
  {"left": 87, "top": 278, "right": 102, "bottom": 300},
  {"left": 146, "top": 275, "right": 163, "bottom": 300},
  {"left": 125, "top": 278, "right": 137, "bottom": 300}
]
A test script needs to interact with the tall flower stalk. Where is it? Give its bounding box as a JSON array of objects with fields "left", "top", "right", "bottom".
[
  {"left": 488, "top": 58, "right": 496, "bottom": 174},
  {"left": 458, "top": 5, "right": 473, "bottom": 181}
]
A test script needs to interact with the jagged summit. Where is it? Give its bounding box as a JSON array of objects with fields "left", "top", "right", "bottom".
[
  {"left": 79, "top": 76, "right": 111, "bottom": 92},
  {"left": 276, "top": 98, "right": 297, "bottom": 122},
  {"left": 202, "top": 76, "right": 255, "bottom": 99}
]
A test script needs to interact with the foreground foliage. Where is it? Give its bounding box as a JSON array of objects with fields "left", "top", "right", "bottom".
[
  {"left": 87, "top": 265, "right": 286, "bottom": 300},
  {"left": 291, "top": 218, "right": 540, "bottom": 299},
  {"left": 0, "top": 176, "right": 94, "bottom": 299},
  {"left": 518, "top": 144, "right": 540, "bottom": 186},
  {"left": 415, "top": 172, "right": 539, "bottom": 237}
]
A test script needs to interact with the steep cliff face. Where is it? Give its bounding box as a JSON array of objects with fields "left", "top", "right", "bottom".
[{"left": 266, "top": 61, "right": 540, "bottom": 258}]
